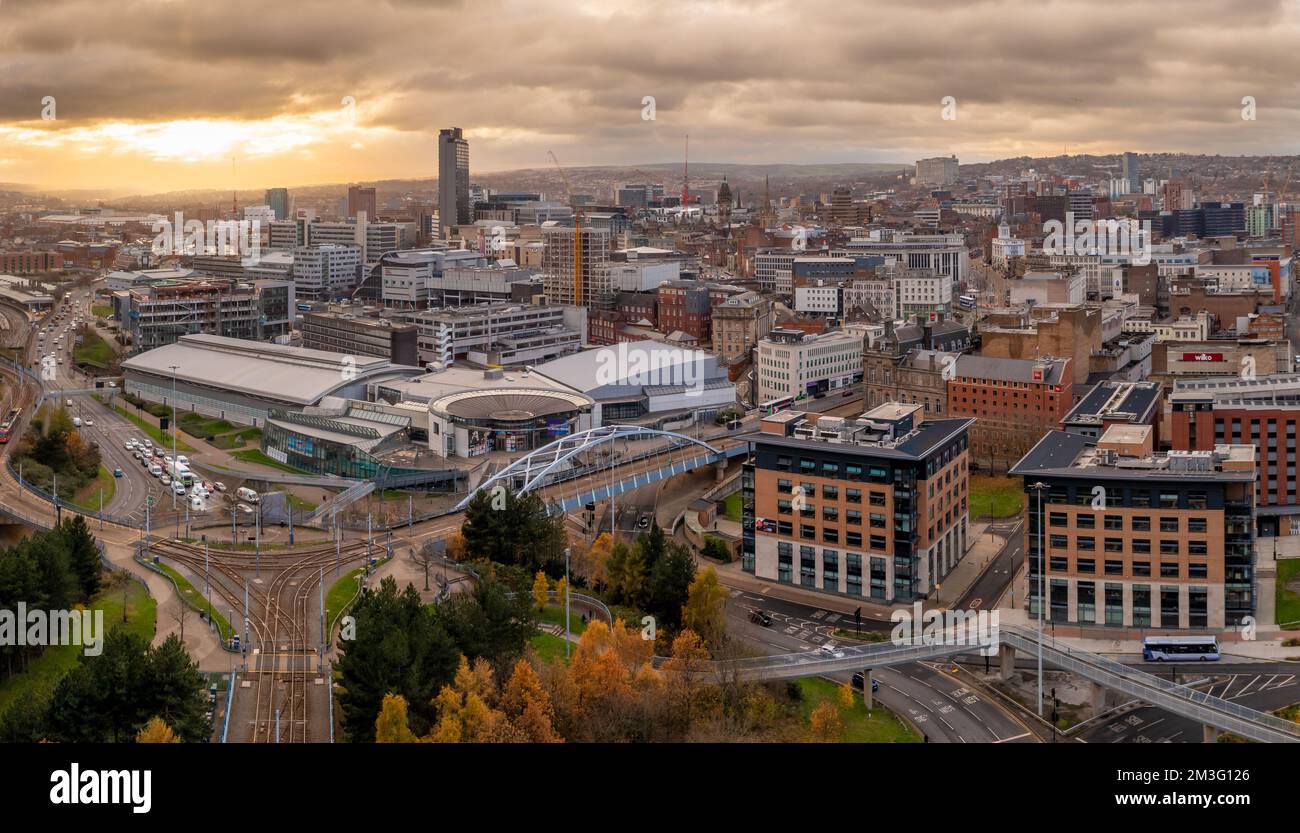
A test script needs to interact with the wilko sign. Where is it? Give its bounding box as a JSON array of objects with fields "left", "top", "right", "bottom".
[{"left": 1182, "top": 352, "right": 1224, "bottom": 362}]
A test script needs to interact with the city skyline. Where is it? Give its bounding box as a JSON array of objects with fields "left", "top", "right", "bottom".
[{"left": 3, "top": 0, "right": 1300, "bottom": 192}]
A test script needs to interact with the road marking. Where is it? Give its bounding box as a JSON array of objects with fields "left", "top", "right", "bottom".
[{"left": 994, "top": 731, "right": 1031, "bottom": 743}]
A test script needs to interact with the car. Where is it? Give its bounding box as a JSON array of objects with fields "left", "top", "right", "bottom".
[
  {"left": 83, "top": 419, "right": 93, "bottom": 427},
  {"left": 163, "top": 455, "right": 173, "bottom": 465},
  {"left": 160, "top": 474, "right": 171, "bottom": 486},
  {"left": 176, "top": 455, "right": 189, "bottom": 466},
  {"left": 172, "top": 482, "right": 187, "bottom": 496},
  {"left": 124, "top": 440, "right": 136, "bottom": 450},
  {"left": 819, "top": 642, "right": 845, "bottom": 659},
  {"left": 748, "top": 609, "right": 773, "bottom": 627},
  {"left": 237, "top": 503, "right": 254, "bottom": 514},
  {"left": 65, "top": 399, "right": 72, "bottom": 406},
  {"left": 113, "top": 467, "right": 124, "bottom": 478},
  {"left": 851, "top": 672, "right": 880, "bottom": 693},
  {"left": 213, "top": 481, "right": 227, "bottom": 492},
  {"left": 637, "top": 514, "right": 651, "bottom": 529}
]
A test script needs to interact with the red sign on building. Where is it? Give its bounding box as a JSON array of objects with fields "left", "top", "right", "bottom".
[{"left": 1181, "top": 352, "right": 1224, "bottom": 362}]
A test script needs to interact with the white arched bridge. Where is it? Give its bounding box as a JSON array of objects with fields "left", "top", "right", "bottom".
[{"left": 454, "top": 424, "right": 744, "bottom": 513}]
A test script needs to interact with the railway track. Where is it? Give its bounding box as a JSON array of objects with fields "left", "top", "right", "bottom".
[{"left": 148, "top": 537, "right": 372, "bottom": 742}]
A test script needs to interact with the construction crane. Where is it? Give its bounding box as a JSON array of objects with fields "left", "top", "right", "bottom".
[{"left": 548, "top": 150, "right": 584, "bottom": 306}]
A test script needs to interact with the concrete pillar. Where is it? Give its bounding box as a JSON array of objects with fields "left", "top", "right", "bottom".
[
  {"left": 1090, "top": 681, "right": 1106, "bottom": 712},
  {"left": 999, "top": 643, "right": 1015, "bottom": 681},
  {"left": 862, "top": 668, "right": 873, "bottom": 710},
  {"left": 1202, "top": 724, "right": 1220, "bottom": 744},
  {"left": 715, "top": 460, "right": 726, "bottom": 482}
]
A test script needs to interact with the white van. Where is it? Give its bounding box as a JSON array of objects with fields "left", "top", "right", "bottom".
[
  {"left": 72, "top": 417, "right": 82, "bottom": 428},
  {"left": 236, "top": 487, "right": 260, "bottom": 504},
  {"left": 148, "top": 463, "right": 163, "bottom": 477}
]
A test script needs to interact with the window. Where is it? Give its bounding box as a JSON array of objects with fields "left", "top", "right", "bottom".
[
  {"left": 823, "top": 529, "right": 839, "bottom": 544},
  {"left": 869, "top": 535, "right": 887, "bottom": 550},
  {"left": 1104, "top": 515, "right": 1123, "bottom": 530},
  {"left": 1188, "top": 540, "right": 1208, "bottom": 556},
  {"left": 846, "top": 488, "right": 862, "bottom": 504},
  {"left": 1049, "top": 512, "right": 1068, "bottom": 527},
  {"left": 777, "top": 500, "right": 792, "bottom": 515},
  {"left": 1133, "top": 586, "right": 1151, "bottom": 627},
  {"left": 1160, "top": 562, "right": 1180, "bottom": 578},
  {"left": 1188, "top": 517, "right": 1207, "bottom": 534},
  {"left": 800, "top": 524, "right": 815, "bottom": 540},
  {"left": 1105, "top": 584, "right": 1124, "bottom": 626},
  {"left": 1077, "top": 558, "right": 1095, "bottom": 574},
  {"left": 1104, "top": 538, "right": 1123, "bottom": 553},
  {"left": 1076, "top": 536, "right": 1095, "bottom": 551},
  {"left": 822, "top": 486, "right": 839, "bottom": 501},
  {"left": 777, "top": 456, "right": 792, "bottom": 471},
  {"left": 846, "top": 531, "right": 862, "bottom": 547},
  {"left": 1159, "top": 492, "right": 1179, "bottom": 509},
  {"left": 1049, "top": 556, "right": 1068, "bottom": 572},
  {"left": 869, "top": 491, "right": 886, "bottom": 506},
  {"left": 1132, "top": 539, "right": 1151, "bottom": 554},
  {"left": 1133, "top": 561, "right": 1151, "bottom": 577},
  {"left": 1159, "top": 517, "right": 1179, "bottom": 533},
  {"left": 870, "top": 513, "right": 887, "bottom": 529},
  {"left": 1077, "top": 581, "right": 1096, "bottom": 624},
  {"left": 823, "top": 507, "right": 838, "bottom": 522},
  {"left": 1104, "top": 559, "right": 1123, "bottom": 575},
  {"left": 1160, "top": 540, "right": 1180, "bottom": 555},
  {"left": 1076, "top": 514, "right": 1095, "bottom": 529},
  {"left": 1049, "top": 534, "right": 1068, "bottom": 549},
  {"left": 1188, "top": 562, "right": 1208, "bottom": 579},
  {"left": 1132, "top": 516, "right": 1151, "bottom": 532}
]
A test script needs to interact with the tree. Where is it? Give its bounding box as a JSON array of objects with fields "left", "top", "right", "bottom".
[
  {"left": 445, "top": 533, "right": 467, "bottom": 562},
  {"left": 58, "top": 515, "right": 101, "bottom": 600},
  {"left": 578, "top": 532, "right": 613, "bottom": 590},
  {"left": 809, "top": 700, "right": 845, "bottom": 742},
  {"left": 646, "top": 541, "right": 696, "bottom": 628},
  {"left": 701, "top": 536, "right": 730, "bottom": 563},
  {"left": 425, "top": 656, "right": 522, "bottom": 743},
  {"left": 136, "top": 717, "right": 180, "bottom": 743},
  {"left": 500, "top": 659, "right": 560, "bottom": 743},
  {"left": 837, "top": 681, "right": 856, "bottom": 712},
  {"left": 460, "top": 486, "right": 566, "bottom": 573},
  {"left": 606, "top": 541, "right": 646, "bottom": 606},
  {"left": 531, "top": 570, "right": 550, "bottom": 613},
  {"left": 552, "top": 574, "right": 568, "bottom": 610},
  {"left": 434, "top": 573, "right": 535, "bottom": 671},
  {"left": 682, "top": 567, "right": 729, "bottom": 649},
  {"left": 335, "top": 577, "right": 460, "bottom": 741},
  {"left": 635, "top": 522, "right": 667, "bottom": 572},
  {"left": 374, "top": 693, "right": 416, "bottom": 743}
]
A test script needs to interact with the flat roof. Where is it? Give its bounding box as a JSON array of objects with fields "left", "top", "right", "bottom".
[
  {"left": 754, "top": 416, "right": 973, "bottom": 462},
  {"left": 533, "top": 341, "right": 722, "bottom": 393},
  {"left": 1063, "top": 381, "right": 1162, "bottom": 425},
  {"left": 1011, "top": 431, "right": 1255, "bottom": 482},
  {"left": 122, "top": 334, "right": 415, "bottom": 406}
]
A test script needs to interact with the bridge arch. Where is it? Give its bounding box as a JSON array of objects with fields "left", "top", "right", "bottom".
[{"left": 454, "top": 424, "right": 721, "bottom": 511}]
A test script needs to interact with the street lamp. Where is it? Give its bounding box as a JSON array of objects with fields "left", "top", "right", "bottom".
[
  {"left": 1027, "top": 481, "right": 1049, "bottom": 717},
  {"left": 168, "top": 364, "right": 179, "bottom": 511}
]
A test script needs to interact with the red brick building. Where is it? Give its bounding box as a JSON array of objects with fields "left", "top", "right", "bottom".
[
  {"left": 0, "top": 250, "right": 61, "bottom": 273},
  {"left": 947, "top": 354, "right": 1073, "bottom": 473}
]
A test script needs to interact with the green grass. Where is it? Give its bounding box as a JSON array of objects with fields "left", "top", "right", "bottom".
[
  {"left": 68, "top": 465, "right": 116, "bottom": 514},
  {"left": 969, "top": 475, "right": 1025, "bottom": 520},
  {"left": 231, "top": 448, "right": 303, "bottom": 474},
  {"left": 722, "top": 491, "right": 743, "bottom": 521},
  {"left": 530, "top": 632, "right": 573, "bottom": 664},
  {"left": 91, "top": 305, "right": 112, "bottom": 318},
  {"left": 284, "top": 493, "right": 319, "bottom": 512},
  {"left": 538, "top": 604, "right": 587, "bottom": 636},
  {"left": 0, "top": 578, "right": 156, "bottom": 720},
  {"left": 324, "top": 565, "right": 368, "bottom": 633},
  {"left": 113, "top": 405, "right": 196, "bottom": 453},
  {"left": 1277, "top": 559, "right": 1300, "bottom": 630},
  {"left": 72, "top": 329, "right": 114, "bottom": 368},
  {"left": 796, "top": 677, "right": 921, "bottom": 743},
  {"left": 152, "top": 560, "right": 235, "bottom": 644}
]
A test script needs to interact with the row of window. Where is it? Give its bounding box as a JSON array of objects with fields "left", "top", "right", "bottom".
[
  {"left": 1048, "top": 513, "right": 1209, "bottom": 533},
  {"left": 1045, "top": 556, "right": 1210, "bottom": 579},
  {"left": 776, "top": 479, "right": 888, "bottom": 505},
  {"left": 1032, "top": 582, "right": 1208, "bottom": 628},
  {"left": 1046, "top": 534, "right": 1210, "bottom": 556}
]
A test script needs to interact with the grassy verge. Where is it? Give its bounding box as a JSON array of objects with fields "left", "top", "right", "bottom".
[
  {"left": 324, "top": 565, "right": 367, "bottom": 633},
  {"left": 539, "top": 604, "right": 588, "bottom": 636},
  {"left": 0, "top": 578, "right": 156, "bottom": 720},
  {"left": 1277, "top": 558, "right": 1300, "bottom": 630},
  {"left": 970, "top": 475, "right": 1025, "bottom": 520},
  {"left": 285, "top": 493, "right": 319, "bottom": 513},
  {"left": 831, "top": 628, "right": 890, "bottom": 642},
  {"left": 113, "top": 405, "right": 196, "bottom": 453},
  {"left": 151, "top": 560, "right": 235, "bottom": 644},
  {"left": 68, "top": 465, "right": 116, "bottom": 513},
  {"left": 529, "top": 632, "right": 573, "bottom": 664},
  {"left": 231, "top": 448, "right": 303, "bottom": 474},
  {"left": 796, "top": 677, "right": 921, "bottom": 743},
  {"left": 72, "top": 329, "right": 114, "bottom": 368},
  {"left": 722, "top": 491, "right": 742, "bottom": 521},
  {"left": 91, "top": 305, "right": 112, "bottom": 318}
]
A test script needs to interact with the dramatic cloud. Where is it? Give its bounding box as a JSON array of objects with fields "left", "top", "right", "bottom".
[{"left": 1, "top": 0, "right": 1298, "bottom": 191}]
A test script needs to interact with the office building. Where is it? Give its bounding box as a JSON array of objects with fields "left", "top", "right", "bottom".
[
  {"left": 292, "top": 244, "right": 362, "bottom": 300},
  {"left": 711, "top": 291, "right": 772, "bottom": 361},
  {"left": 742, "top": 402, "right": 973, "bottom": 601},
  {"left": 915, "top": 156, "right": 959, "bottom": 187},
  {"left": 299, "top": 310, "right": 420, "bottom": 365},
  {"left": 438, "top": 127, "right": 471, "bottom": 239},
  {"left": 347, "top": 186, "right": 377, "bottom": 220},
  {"left": 265, "top": 188, "right": 290, "bottom": 221},
  {"left": 1012, "top": 425, "right": 1257, "bottom": 629},
  {"left": 846, "top": 231, "right": 969, "bottom": 286},
  {"left": 1122, "top": 153, "right": 1140, "bottom": 195},
  {"left": 756, "top": 328, "right": 863, "bottom": 403},
  {"left": 542, "top": 226, "right": 610, "bottom": 307},
  {"left": 405, "top": 303, "right": 580, "bottom": 367},
  {"left": 112, "top": 279, "right": 294, "bottom": 351},
  {"left": 946, "top": 355, "right": 1072, "bottom": 473}
]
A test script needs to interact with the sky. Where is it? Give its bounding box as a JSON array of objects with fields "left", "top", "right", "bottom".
[{"left": 1, "top": 0, "right": 1299, "bottom": 193}]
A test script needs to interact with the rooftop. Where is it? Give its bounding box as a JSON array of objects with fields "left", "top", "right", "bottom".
[
  {"left": 122, "top": 334, "right": 419, "bottom": 406},
  {"left": 1063, "top": 380, "right": 1162, "bottom": 425},
  {"left": 953, "top": 354, "right": 1069, "bottom": 385},
  {"left": 1011, "top": 430, "right": 1255, "bottom": 481}
]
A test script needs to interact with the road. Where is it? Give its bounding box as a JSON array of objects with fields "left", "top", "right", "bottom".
[
  {"left": 1081, "top": 665, "right": 1299, "bottom": 743},
  {"left": 955, "top": 519, "right": 1024, "bottom": 611},
  {"left": 725, "top": 587, "right": 1038, "bottom": 742}
]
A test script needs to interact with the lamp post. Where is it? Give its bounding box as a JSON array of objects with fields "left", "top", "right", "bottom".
[
  {"left": 168, "top": 364, "right": 178, "bottom": 510},
  {"left": 1027, "top": 481, "right": 1049, "bottom": 717},
  {"left": 564, "top": 546, "right": 572, "bottom": 660}
]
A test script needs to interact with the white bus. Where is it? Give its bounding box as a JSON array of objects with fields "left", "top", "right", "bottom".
[
  {"left": 1142, "top": 635, "right": 1219, "bottom": 662},
  {"left": 958, "top": 295, "right": 976, "bottom": 309}
]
